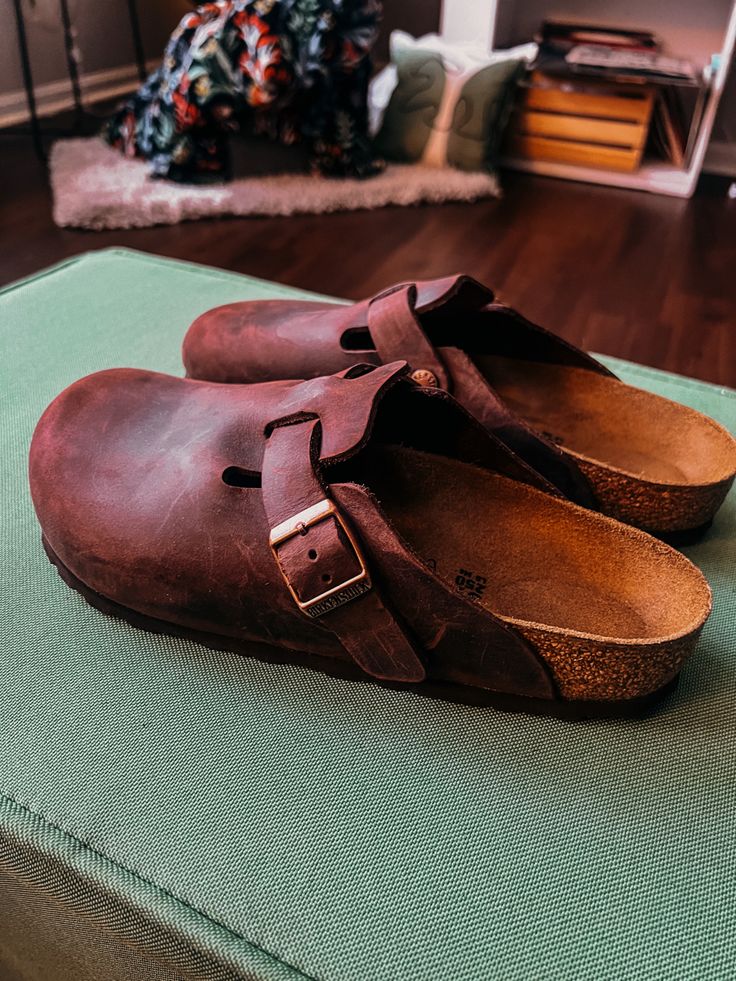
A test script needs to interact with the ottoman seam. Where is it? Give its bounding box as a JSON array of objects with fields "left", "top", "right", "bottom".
[
  {"left": 0, "top": 789, "right": 320, "bottom": 981},
  {"left": 0, "top": 253, "right": 91, "bottom": 296},
  {"left": 597, "top": 357, "right": 736, "bottom": 400},
  {"left": 100, "top": 248, "right": 346, "bottom": 308}
]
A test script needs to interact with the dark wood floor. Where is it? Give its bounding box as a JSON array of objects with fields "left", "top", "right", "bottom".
[{"left": 2, "top": 128, "right": 735, "bottom": 386}]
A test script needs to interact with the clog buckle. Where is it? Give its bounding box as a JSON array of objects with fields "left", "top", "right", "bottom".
[{"left": 269, "top": 499, "right": 371, "bottom": 618}]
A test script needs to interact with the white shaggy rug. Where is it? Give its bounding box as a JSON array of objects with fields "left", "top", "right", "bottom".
[{"left": 50, "top": 138, "right": 501, "bottom": 230}]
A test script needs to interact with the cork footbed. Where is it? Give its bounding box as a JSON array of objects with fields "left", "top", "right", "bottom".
[
  {"left": 355, "top": 446, "right": 711, "bottom": 701},
  {"left": 474, "top": 356, "right": 736, "bottom": 532}
]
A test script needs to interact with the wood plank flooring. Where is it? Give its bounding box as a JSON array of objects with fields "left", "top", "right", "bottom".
[{"left": 2, "top": 129, "right": 734, "bottom": 385}]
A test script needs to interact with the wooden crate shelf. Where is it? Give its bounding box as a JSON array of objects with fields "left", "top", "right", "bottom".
[{"left": 506, "top": 72, "right": 655, "bottom": 173}]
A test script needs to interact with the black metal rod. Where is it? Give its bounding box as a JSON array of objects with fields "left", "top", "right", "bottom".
[
  {"left": 58, "top": 0, "right": 84, "bottom": 127},
  {"left": 11, "top": 0, "right": 45, "bottom": 160},
  {"left": 127, "top": 0, "right": 148, "bottom": 82}
]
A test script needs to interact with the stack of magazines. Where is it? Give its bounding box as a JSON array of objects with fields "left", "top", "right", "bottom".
[{"left": 535, "top": 21, "right": 700, "bottom": 85}]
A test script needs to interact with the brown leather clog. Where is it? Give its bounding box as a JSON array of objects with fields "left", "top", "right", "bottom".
[
  {"left": 30, "top": 361, "right": 711, "bottom": 718},
  {"left": 183, "top": 276, "right": 736, "bottom": 536}
]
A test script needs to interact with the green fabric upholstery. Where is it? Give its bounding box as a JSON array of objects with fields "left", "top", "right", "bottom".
[{"left": 1, "top": 249, "right": 735, "bottom": 981}]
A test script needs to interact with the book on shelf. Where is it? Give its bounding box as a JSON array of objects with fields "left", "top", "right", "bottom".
[
  {"left": 650, "top": 90, "right": 686, "bottom": 167},
  {"left": 536, "top": 21, "right": 659, "bottom": 54}
]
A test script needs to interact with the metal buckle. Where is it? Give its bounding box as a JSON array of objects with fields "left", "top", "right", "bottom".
[{"left": 269, "top": 499, "right": 371, "bottom": 618}]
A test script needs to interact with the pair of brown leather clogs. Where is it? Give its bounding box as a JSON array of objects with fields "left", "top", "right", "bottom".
[{"left": 30, "top": 276, "right": 736, "bottom": 719}]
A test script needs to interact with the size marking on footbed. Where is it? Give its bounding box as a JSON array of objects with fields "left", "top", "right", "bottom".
[{"left": 455, "top": 569, "right": 488, "bottom": 602}]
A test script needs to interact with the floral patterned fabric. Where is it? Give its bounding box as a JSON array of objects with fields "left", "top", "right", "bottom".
[{"left": 104, "top": 0, "right": 384, "bottom": 183}]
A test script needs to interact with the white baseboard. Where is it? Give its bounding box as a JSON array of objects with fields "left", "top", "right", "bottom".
[
  {"left": 704, "top": 139, "right": 736, "bottom": 177},
  {"left": 0, "top": 59, "right": 158, "bottom": 128}
]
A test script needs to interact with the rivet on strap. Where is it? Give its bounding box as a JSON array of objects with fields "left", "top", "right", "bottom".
[{"left": 368, "top": 285, "right": 450, "bottom": 391}]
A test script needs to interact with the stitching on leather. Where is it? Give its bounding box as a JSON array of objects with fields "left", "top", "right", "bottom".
[{"left": 0, "top": 790, "right": 320, "bottom": 981}]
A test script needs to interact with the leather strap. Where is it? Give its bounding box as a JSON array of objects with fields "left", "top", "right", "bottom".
[
  {"left": 261, "top": 417, "right": 426, "bottom": 683},
  {"left": 366, "top": 292, "right": 595, "bottom": 506},
  {"left": 440, "top": 347, "right": 597, "bottom": 507},
  {"left": 368, "top": 286, "right": 450, "bottom": 391}
]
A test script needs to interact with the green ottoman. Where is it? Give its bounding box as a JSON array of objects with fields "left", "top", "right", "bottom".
[{"left": 1, "top": 249, "right": 735, "bottom": 981}]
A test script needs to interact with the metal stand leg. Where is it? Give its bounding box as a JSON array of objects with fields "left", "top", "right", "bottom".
[
  {"left": 12, "top": 0, "right": 45, "bottom": 161},
  {"left": 59, "top": 0, "right": 84, "bottom": 129},
  {"left": 8, "top": 0, "right": 146, "bottom": 155},
  {"left": 127, "top": 0, "right": 148, "bottom": 82}
]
